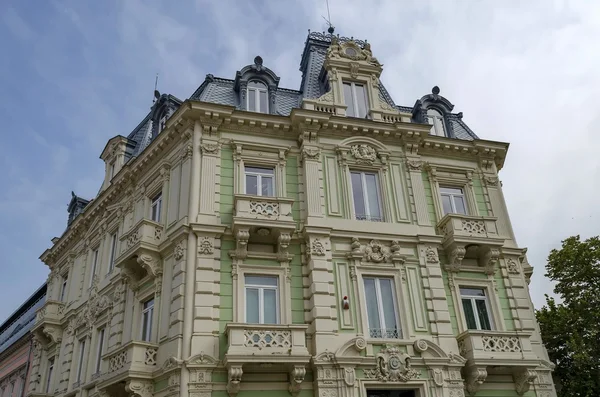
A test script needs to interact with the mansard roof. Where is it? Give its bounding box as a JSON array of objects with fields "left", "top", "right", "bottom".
[
  {"left": 0, "top": 283, "right": 46, "bottom": 356},
  {"left": 105, "top": 30, "right": 478, "bottom": 184}
]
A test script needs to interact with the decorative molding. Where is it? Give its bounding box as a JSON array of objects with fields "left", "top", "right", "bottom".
[
  {"left": 226, "top": 365, "right": 243, "bottom": 397},
  {"left": 364, "top": 240, "right": 391, "bottom": 263},
  {"left": 201, "top": 142, "right": 221, "bottom": 155},
  {"left": 513, "top": 368, "right": 537, "bottom": 395},
  {"left": 406, "top": 160, "right": 423, "bottom": 171},
  {"left": 363, "top": 345, "right": 419, "bottom": 382},
  {"left": 301, "top": 147, "right": 321, "bottom": 161},
  {"left": 465, "top": 366, "right": 487, "bottom": 395},
  {"left": 310, "top": 238, "right": 326, "bottom": 256},
  {"left": 288, "top": 365, "right": 306, "bottom": 396},
  {"left": 506, "top": 258, "right": 519, "bottom": 274},
  {"left": 350, "top": 144, "right": 377, "bottom": 164},
  {"left": 198, "top": 237, "right": 214, "bottom": 255},
  {"left": 425, "top": 246, "right": 439, "bottom": 264},
  {"left": 174, "top": 241, "right": 185, "bottom": 261},
  {"left": 125, "top": 379, "right": 154, "bottom": 397}
]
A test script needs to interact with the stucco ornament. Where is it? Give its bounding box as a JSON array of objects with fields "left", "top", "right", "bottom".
[
  {"left": 311, "top": 238, "right": 326, "bottom": 256},
  {"left": 506, "top": 258, "right": 519, "bottom": 274},
  {"left": 364, "top": 240, "right": 391, "bottom": 263},
  {"left": 198, "top": 237, "right": 214, "bottom": 255},
  {"left": 350, "top": 144, "right": 377, "bottom": 164},
  {"left": 425, "top": 246, "right": 439, "bottom": 263},
  {"left": 174, "top": 241, "right": 185, "bottom": 261},
  {"left": 364, "top": 345, "right": 418, "bottom": 382}
]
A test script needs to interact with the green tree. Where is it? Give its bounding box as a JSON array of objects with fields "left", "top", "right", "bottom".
[{"left": 536, "top": 235, "right": 600, "bottom": 396}]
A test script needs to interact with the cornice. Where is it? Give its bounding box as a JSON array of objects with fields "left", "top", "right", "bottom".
[{"left": 41, "top": 100, "right": 510, "bottom": 266}]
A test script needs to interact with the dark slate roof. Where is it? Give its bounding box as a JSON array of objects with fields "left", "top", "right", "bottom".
[
  {"left": 107, "top": 30, "right": 479, "bottom": 180},
  {"left": 0, "top": 283, "right": 46, "bottom": 356}
]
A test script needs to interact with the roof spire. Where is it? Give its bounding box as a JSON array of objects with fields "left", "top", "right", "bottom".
[
  {"left": 153, "top": 73, "right": 160, "bottom": 104},
  {"left": 323, "top": 0, "right": 335, "bottom": 34}
]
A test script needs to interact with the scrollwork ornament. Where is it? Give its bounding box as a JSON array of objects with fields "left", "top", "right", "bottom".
[
  {"left": 350, "top": 144, "right": 377, "bottom": 164},
  {"left": 310, "top": 238, "right": 326, "bottom": 256},
  {"left": 363, "top": 345, "right": 418, "bottom": 382},
  {"left": 506, "top": 258, "right": 519, "bottom": 274},
  {"left": 425, "top": 246, "right": 438, "bottom": 263},
  {"left": 174, "top": 241, "right": 185, "bottom": 261}
]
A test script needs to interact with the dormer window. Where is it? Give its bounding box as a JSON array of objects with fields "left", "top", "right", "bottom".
[
  {"left": 427, "top": 108, "right": 446, "bottom": 137},
  {"left": 247, "top": 80, "right": 268, "bottom": 114},
  {"left": 343, "top": 82, "right": 368, "bottom": 118},
  {"left": 109, "top": 162, "right": 115, "bottom": 180}
]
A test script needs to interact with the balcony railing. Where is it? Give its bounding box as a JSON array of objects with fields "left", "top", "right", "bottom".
[
  {"left": 456, "top": 330, "right": 539, "bottom": 366},
  {"left": 234, "top": 195, "right": 294, "bottom": 222},
  {"left": 437, "top": 214, "right": 501, "bottom": 241},
  {"left": 97, "top": 341, "right": 158, "bottom": 386},
  {"left": 119, "top": 219, "right": 164, "bottom": 258},
  {"left": 34, "top": 301, "right": 65, "bottom": 325},
  {"left": 224, "top": 323, "right": 310, "bottom": 362}
]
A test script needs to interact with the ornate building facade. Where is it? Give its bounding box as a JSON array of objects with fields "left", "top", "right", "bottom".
[
  {"left": 29, "top": 31, "right": 557, "bottom": 397},
  {"left": 0, "top": 284, "right": 46, "bottom": 397}
]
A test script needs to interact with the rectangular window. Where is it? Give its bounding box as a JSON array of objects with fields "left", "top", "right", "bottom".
[
  {"left": 109, "top": 163, "right": 115, "bottom": 180},
  {"left": 76, "top": 339, "right": 86, "bottom": 382},
  {"left": 45, "top": 358, "right": 54, "bottom": 393},
  {"left": 59, "top": 276, "right": 68, "bottom": 302},
  {"left": 247, "top": 81, "right": 268, "bottom": 113},
  {"left": 351, "top": 171, "right": 382, "bottom": 221},
  {"left": 245, "top": 275, "right": 279, "bottom": 324},
  {"left": 343, "top": 82, "right": 369, "bottom": 118},
  {"left": 108, "top": 232, "right": 118, "bottom": 272},
  {"left": 460, "top": 287, "right": 493, "bottom": 330},
  {"left": 364, "top": 277, "right": 400, "bottom": 338},
  {"left": 95, "top": 328, "right": 105, "bottom": 373},
  {"left": 89, "top": 249, "right": 99, "bottom": 287},
  {"left": 244, "top": 166, "right": 275, "bottom": 197},
  {"left": 141, "top": 298, "right": 154, "bottom": 342},
  {"left": 440, "top": 187, "right": 467, "bottom": 215},
  {"left": 151, "top": 193, "right": 162, "bottom": 222}
]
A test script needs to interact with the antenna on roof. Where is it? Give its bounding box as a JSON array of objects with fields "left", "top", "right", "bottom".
[
  {"left": 153, "top": 73, "right": 160, "bottom": 104},
  {"left": 322, "top": 0, "right": 335, "bottom": 34}
]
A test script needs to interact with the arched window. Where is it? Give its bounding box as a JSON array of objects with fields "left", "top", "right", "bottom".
[
  {"left": 427, "top": 108, "right": 446, "bottom": 137},
  {"left": 247, "top": 80, "right": 268, "bottom": 113}
]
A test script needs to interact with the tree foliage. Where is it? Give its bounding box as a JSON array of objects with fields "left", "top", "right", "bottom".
[{"left": 536, "top": 235, "right": 600, "bottom": 396}]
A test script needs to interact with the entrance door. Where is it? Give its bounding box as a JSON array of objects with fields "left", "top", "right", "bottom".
[{"left": 367, "top": 390, "right": 417, "bottom": 397}]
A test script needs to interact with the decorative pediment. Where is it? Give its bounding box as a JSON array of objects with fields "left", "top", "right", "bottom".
[
  {"left": 326, "top": 37, "right": 381, "bottom": 69},
  {"left": 187, "top": 352, "right": 219, "bottom": 366},
  {"left": 336, "top": 137, "right": 390, "bottom": 167}
]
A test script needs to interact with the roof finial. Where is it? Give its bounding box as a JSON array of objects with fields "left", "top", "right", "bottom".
[
  {"left": 323, "top": 0, "right": 335, "bottom": 34},
  {"left": 432, "top": 86, "right": 440, "bottom": 95}
]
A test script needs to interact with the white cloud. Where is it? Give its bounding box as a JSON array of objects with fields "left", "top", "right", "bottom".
[{"left": 1, "top": 0, "right": 598, "bottom": 319}]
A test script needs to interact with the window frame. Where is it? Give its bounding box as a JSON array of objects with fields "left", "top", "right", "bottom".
[
  {"left": 75, "top": 338, "right": 86, "bottom": 383},
  {"left": 244, "top": 275, "right": 280, "bottom": 324},
  {"left": 460, "top": 287, "right": 494, "bottom": 331},
  {"left": 357, "top": 267, "right": 409, "bottom": 341},
  {"left": 350, "top": 169, "right": 384, "bottom": 222},
  {"left": 440, "top": 186, "right": 468, "bottom": 215},
  {"left": 232, "top": 143, "right": 288, "bottom": 198},
  {"left": 343, "top": 81, "right": 369, "bottom": 119},
  {"left": 141, "top": 297, "right": 155, "bottom": 342},
  {"left": 426, "top": 165, "right": 479, "bottom": 221},
  {"left": 94, "top": 328, "right": 106, "bottom": 374},
  {"left": 108, "top": 231, "right": 118, "bottom": 273},
  {"left": 427, "top": 108, "right": 447, "bottom": 137},
  {"left": 450, "top": 276, "right": 505, "bottom": 333},
  {"left": 246, "top": 80, "right": 269, "bottom": 114},
  {"left": 362, "top": 276, "right": 401, "bottom": 339},
  {"left": 150, "top": 192, "right": 162, "bottom": 222},
  {"left": 45, "top": 357, "right": 54, "bottom": 394},
  {"left": 59, "top": 275, "right": 68, "bottom": 302},
  {"left": 89, "top": 247, "right": 99, "bottom": 287},
  {"left": 243, "top": 165, "right": 276, "bottom": 197}
]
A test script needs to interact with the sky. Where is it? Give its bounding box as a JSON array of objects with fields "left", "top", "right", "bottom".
[{"left": 0, "top": 0, "right": 599, "bottom": 321}]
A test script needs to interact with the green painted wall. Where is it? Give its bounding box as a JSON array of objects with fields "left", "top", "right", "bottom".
[
  {"left": 220, "top": 148, "right": 234, "bottom": 225},
  {"left": 494, "top": 269, "right": 516, "bottom": 331},
  {"left": 441, "top": 270, "right": 460, "bottom": 335},
  {"left": 422, "top": 172, "right": 437, "bottom": 226},
  {"left": 285, "top": 156, "right": 301, "bottom": 221},
  {"left": 332, "top": 261, "right": 358, "bottom": 333},
  {"left": 473, "top": 178, "right": 489, "bottom": 216}
]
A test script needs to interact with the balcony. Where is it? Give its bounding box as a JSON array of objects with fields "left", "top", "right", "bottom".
[
  {"left": 97, "top": 341, "right": 158, "bottom": 387},
  {"left": 233, "top": 195, "right": 295, "bottom": 230},
  {"left": 437, "top": 214, "right": 504, "bottom": 274},
  {"left": 116, "top": 219, "right": 164, "bottom": 283},
  {"left": 457, "top": 331, "right": 540, "bottom": 395},
  {"left": 223, "top": 324, "right": 310, "bottom": 397},
  {"left": 31, "top": 300, "right": 65, "bottom": 346}
]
